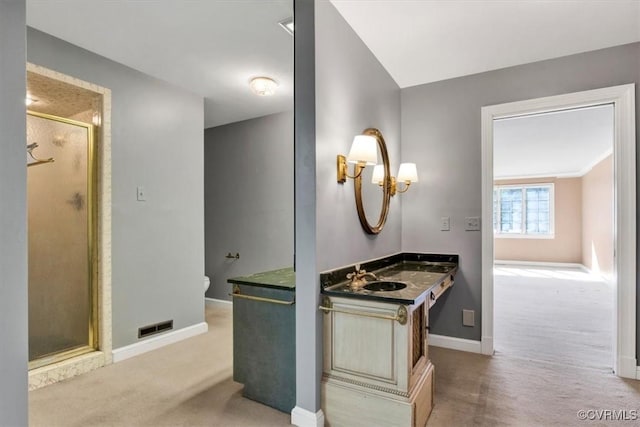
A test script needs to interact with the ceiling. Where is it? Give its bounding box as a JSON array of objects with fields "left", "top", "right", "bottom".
[
  {"left": 331, "top": 0, "right": 640, "bottom": 88},
  {"left": 26, "top": 0, "right": 294, "bottom": 129},
  {"left": 26, "top": 1, "right": 640, "bottom": 129},
  {"left": 493, "top": 104, "right": 614, "bottom": 179}
]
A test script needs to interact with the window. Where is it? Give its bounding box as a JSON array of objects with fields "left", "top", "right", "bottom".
[{"left": 493, "top": 184, "right": 553, "bottom": 237}]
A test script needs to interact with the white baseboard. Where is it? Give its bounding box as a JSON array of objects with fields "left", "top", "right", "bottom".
[
  {"left": 205, "top": 297, "right": 232, "bottom": 306},
  {"left": 481, "top": 336, "right": 495, "bottom": 356},
  {"left": 112, "top": 322, "right": 208, "bottom": 363},
  {"left": 429, "top": 334, "right": 482, "bottom": 354},
  {"left": 635, "top": 366, "right": 640, "bottom": 380},
  {"left": 616, "top": 355, "right": 638, "bottom": 379},
  {"left": 291, "top": 406, "right": 325, "bottom": 427},
  {"left": 494, "top": 260, "right": 587, "bottom": 271}
]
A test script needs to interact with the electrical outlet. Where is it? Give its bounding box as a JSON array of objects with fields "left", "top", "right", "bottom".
[
  {"left": 462, "top": 309, "right": 475, "bottom": 327},
  {"left": 137, "top": 186, "right": 146, "bottom": 201},
  {"left": 464, "top": 216, "right": 480, "bottom": 231},
  {"left": 440, "top": 216, "right": 450, "bottom": 231}
]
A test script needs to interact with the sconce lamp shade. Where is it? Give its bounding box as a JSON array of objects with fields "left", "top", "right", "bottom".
[
  {"left": 397, "top": 163, "right": 418, "bottom": 183},
  {"left": 347, "top": 135, "right": 378, "bottom": 165},
  {"left": 371, "top": 164, "right": 384, "bottom": 184}
]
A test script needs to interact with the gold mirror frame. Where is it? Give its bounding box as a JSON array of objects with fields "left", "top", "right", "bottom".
[{"left": 353, "top": 128, "right": 391, "bottom": 234}]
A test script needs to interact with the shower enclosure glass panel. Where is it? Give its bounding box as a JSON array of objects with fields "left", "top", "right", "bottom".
[{"left": 27, "top": 111, "right": 96, "bottom": 369}]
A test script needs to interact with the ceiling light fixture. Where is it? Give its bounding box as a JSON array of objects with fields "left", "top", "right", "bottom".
[
  {"left": 249, "top": 77, "right": 278, "bottom": 96},
  {"left": 279, "top": 17, "right": 294, "bottom": 35}
]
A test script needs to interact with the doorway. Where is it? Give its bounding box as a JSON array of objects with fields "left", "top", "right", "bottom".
[
  {"left": 492, "top": 104, "right": 614, "bottom": 370},
  {"left": 480, "top": 84, "right": 637, "bottom": 378},
  {"left": 26, "top": 63, "right": 112, "bottom": 389}
]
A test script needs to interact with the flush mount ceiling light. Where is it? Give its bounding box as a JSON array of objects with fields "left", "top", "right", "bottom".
[
  {"left": 279, "top": 17, "right": 294, "bottom": 35},
  {"left": 249, "top": 77, "right": 278, "bottom": 96}
]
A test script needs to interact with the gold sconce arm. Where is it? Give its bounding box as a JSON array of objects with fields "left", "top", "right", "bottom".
[
  {"left": 337, "top": 155, "right": 366, "bottom": 183},
  {"left": 396, "top": 181, "right": 411, "bottom": 194}
]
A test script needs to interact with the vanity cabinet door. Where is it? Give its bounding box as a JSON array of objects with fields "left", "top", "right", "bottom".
[
  {"left": 425, "top": 303, "right": 430, "bottom": 362},
  {"left": 323, "top": 296, "right": 410, "bottom": 393},
  {"left": 408, "top": 301, "right": 428, "bottom": 391}
]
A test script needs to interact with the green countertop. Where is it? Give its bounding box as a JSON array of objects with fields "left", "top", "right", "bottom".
[{"left": 227, "top": 267, "right": 295, "bottom": 290}]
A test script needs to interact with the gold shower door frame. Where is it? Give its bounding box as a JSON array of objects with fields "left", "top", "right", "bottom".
[{"left": 27, "top": 111, "right": 99, "bottom": 371}]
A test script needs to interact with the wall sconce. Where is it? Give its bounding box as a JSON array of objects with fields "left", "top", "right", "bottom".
[
  {"left": 337, "top": 134, "right": 378, "bottom": 183},
  {"left": 396, "top": 162, "right": 418, "bottom": 194},
  {"left": 371, "top": 162, "right": 419, "bottom": 196}
]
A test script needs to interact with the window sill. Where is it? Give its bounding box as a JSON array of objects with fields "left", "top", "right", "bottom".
[{"left": 494, "top": 233, "right": 555, "bottom": 240}]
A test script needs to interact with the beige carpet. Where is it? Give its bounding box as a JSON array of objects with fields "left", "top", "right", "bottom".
[
  {"left": 29, "top": 303, "right": 290, "bottom": 427},
  {"left": 428, "top": 347, "right": 640, "bottom": 427},
  {"left": 494, "top": 265, "right": 613, "bottom": 370},
  {"left": 30, "top": 297, "right": 640, "bottom": 427}
]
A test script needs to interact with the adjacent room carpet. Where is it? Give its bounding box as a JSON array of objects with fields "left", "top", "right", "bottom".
[{"left": 494, "top": 265, "right": 613, "bottom": 371}]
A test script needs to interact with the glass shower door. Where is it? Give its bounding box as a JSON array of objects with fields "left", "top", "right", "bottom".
[{"left": 27, "top": 111, "right": 96, "bottom": 369}]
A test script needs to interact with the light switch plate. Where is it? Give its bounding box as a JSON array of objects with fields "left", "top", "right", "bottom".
[
  {"left": 137, "top": 186, "right": 146, "bottom": 201},
  {"left": 440, "top": 216, "right": 450, "bottom": 231},
  {"left": 465, "top": 216, "right": 480, "bottom": 231},
  {"left": 462, "top": 309, "right": 475, "bottom": 327}
]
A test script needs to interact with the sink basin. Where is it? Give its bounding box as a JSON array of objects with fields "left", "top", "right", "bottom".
[{"left": 363, "top": 281, "right": 407, "bottom": 292}]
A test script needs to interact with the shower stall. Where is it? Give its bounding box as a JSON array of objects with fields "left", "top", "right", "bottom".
[{"left": 27, "top": 111, "right": 97, "bottom": 369}]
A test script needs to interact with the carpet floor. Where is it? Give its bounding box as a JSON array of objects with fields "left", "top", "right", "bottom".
[
  {"left": 494, "top": 265, "right": 614, "bottom": 371},
  {"left": 30, "top": 285, "right": 640, "bottom": 426},
  {"left": 29, "top": 303, "right": 290, "bottom": 427}
]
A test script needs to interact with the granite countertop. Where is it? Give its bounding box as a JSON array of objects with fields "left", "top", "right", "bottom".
[
  {"left": 321, "top": 253, "right": 458, "bottom": 305},
  {"left": 227, "top": 267, "right": 295, "bottom": 290}
]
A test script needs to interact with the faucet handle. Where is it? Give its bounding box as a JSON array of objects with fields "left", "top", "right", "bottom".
[{"left": 355, "top": 263, "right": 361, "bottom": 272}]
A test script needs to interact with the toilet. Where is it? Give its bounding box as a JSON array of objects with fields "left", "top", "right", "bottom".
[{"left": 204, "top": 276, "right": 211, "bottom": 293}]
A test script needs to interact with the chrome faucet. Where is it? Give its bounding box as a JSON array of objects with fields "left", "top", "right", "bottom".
[{"left": 347, "top": 264, "right": 378, "bottom": 290}]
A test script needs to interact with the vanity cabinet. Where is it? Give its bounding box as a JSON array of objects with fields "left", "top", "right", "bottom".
[
  {"left": 319, "top": 252, "right": 458, "bottom": 427},
  {"left": 321, "top": 296, "right": 433, "bottom": 427},
  {"left": 228, "top": 267, "right": 295, "bottom": 413}
]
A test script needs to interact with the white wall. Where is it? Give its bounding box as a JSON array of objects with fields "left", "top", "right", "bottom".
[{"left": 0, "top": 0, "right": 28, "bottom": 423}]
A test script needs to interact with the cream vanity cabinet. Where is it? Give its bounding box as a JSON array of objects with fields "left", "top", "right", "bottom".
[{"left": 321, "top": 295, "right": 433, "bottom": 427}]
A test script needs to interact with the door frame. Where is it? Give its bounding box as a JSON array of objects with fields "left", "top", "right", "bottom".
[{"left": 480, "top": 84, "right": 637, "bottom": 379}]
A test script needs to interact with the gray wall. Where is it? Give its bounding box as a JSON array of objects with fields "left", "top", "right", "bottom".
[
  {"left": 204, "top": 112, "right": 294, "bottom": 301},
  {"left": 27, "top": 28, "right": 205, "bottom": 349},
  {"left": 0, "top": 1, "right": 28, "bottom": 424},
  {"left": 315, "top": 0, "right": 402, "bottom": 272},
  {"left": 401, "top": 42, "right": 640, "bottom": 344},
  {"left": 294, "top": 0, "right": 320, "bottom": 415},
  {"left": 290, "top": 0, "right": 403, "bottom": 416}
]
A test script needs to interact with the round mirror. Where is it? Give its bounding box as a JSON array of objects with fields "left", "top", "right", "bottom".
[
  {"left": 360, "top": 140, "right": 384, "bottom": 226},
  {"left": 354, "top": 128, "right": 391, "bottom": 234}
]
